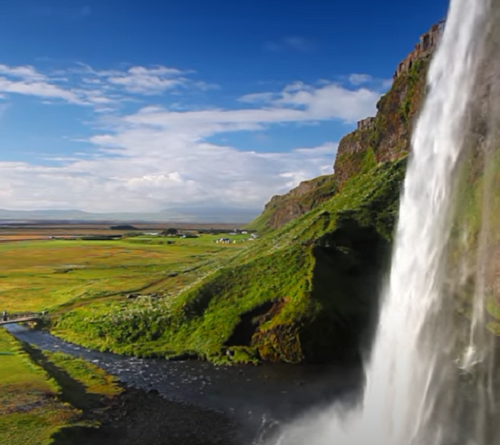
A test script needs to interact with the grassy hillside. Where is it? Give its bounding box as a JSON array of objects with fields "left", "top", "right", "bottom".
[
  {"left": 7, "top": 25, "right": 440, "bottom": 365},
  {"left": 53, "top": 159, "right": 405, "bottom": 364}
]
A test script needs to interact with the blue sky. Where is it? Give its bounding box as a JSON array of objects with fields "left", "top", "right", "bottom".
[{"left": 0, "top": 0, "right": 449, "bottom": 214}]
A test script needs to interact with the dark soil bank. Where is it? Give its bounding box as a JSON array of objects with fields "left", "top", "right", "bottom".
[{"left": 53, "top": 387, "right": 242, "bottom": 445}]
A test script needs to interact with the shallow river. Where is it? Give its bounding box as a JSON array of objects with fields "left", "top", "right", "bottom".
[{"left": 6, "top": 324, "right": 362, "bottom": 441}]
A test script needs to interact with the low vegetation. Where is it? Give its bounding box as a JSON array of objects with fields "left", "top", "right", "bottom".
[
  {"left": 52, "top": 159, "right": 405, "bottom": 364},
  {"left": 0, "top": 329, "right": 120, "bottom": 445},
  {"left": 0, "top": 235, "right": 247, "bottom": 314}
]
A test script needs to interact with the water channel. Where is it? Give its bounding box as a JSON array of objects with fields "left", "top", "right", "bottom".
[{"left": 6, "top": 323, "right": 362, "bottom": 442}]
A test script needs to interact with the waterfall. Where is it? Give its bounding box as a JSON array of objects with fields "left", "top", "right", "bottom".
[{"left": 270, "top": 0, "right": 499, "bottom": 444}]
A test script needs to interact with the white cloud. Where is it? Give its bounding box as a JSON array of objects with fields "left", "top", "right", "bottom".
[
  {"left": 347, "top": 73, "right": 393, "bottom": 92},
  {"left": 0, "top": 136, "right": 338, "bottom": 213},
  {"left": 0, "top": 64, "right": 109, "bottom": 105},
  {"left": 77, "top": 64, "right": 212, "bottom": 97},
  {"left": 0, "top": 65, "right": 44, "bottom": 80},
  {"left": 238, "top": 92, "right": 277, "bottom": 103},
  {"left": 0, "top": 63, "right": 212, "bottom": 108},
  {"left": 0, "top": 90, "right": 343, "bottom": 212},
  {"left": 276, "top": 82, "right": 379, "bottom": 122},
  {"left": 106, "top": 66, "right": 187, "bottom": 95},
  {"left": 0, "top": 63, "right": 382, "bottom": 214},
  {"left": 349, "top": 74, "right": 373, "bottom": 86},
  {"left": 0, "top": 76, "right": 83, "bottom": 104}
]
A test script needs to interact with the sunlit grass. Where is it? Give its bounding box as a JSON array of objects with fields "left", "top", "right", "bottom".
[
  {"left": 0, "top": 328, "right": 124, "bottom": 445},
  {"left": 0, "top": 236, "right": 246, "bottom": 312},
  {"left": 0, "top": 329, "right": 78, "bottom": 445}
]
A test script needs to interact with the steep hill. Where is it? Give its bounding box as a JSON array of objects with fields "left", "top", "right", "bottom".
[{"left": 54, "top": 24, "right": 444, "bottom": 365}]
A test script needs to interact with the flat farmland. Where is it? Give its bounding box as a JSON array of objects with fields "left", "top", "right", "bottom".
[{"left": 0, "top": 235, "right": 247, "bottom": 313}]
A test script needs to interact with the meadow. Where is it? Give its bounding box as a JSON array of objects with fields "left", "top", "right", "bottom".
[{"left": 0, "top": 234, "right": 248, "bottom": 314}]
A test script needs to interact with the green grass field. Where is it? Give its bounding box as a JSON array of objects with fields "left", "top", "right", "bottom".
[
  {"left": 0, "top": 233, "right": 249, "bottom": 442},
  {"left": 0, "top": 329, "right": 121, "bottom": 445},
  {"left": 0, "top": 235, "right": 247, "bottom": 313}
]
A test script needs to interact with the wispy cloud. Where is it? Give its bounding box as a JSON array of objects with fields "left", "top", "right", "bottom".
[
  {"left": 0, "top": 63, "right": 214, "bottom": 108},
  {"left": 347, "top": 73, "right": 393, "bottom": 91},
  {"left": 104, "top": 66, "right": 188, "bottom": 95},
  {"left": 348, "top": 73, "right": 373, "bottom": 86},
  {"left": 238, "top": 92, "right": 277, "bottom": 104},
  {"left": 264, "top": 36, "right": 315, "bottom": 53},
  {"left": 0, "top": 64, "right": 111, "bottom": 105},
  {"left": 0, "top": 64, "right": 45, "bottom": 80},
  {"left": 0, "top": 75, "right": 83, "bottom": 104}
]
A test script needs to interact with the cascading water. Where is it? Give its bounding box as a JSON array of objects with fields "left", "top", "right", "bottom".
[{"left": 270, "top": 0, "right": 500, "bottom": 444}]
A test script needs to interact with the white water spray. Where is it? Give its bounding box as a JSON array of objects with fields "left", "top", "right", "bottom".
[{"left": 272, "top": 0, "right": 494, "bottom": 443}]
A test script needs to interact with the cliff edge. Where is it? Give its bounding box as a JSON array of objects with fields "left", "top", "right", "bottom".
[{"left": 248, "top": 22, "right": 442, "bottom": 233}]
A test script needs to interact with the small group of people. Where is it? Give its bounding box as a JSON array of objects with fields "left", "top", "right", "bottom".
[{"left": 2, "top": 311, "right": 8, "bottom": 322}]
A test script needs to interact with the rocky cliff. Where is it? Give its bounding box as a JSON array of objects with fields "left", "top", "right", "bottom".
[
  {"left": 248, "top": 174, "right": 337, "bottom": 233},
  {"left": 248, "top": 23, "right": 442, "bottom": 232}
]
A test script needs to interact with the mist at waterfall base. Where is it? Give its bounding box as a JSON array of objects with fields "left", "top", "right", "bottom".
[{"left": 268, "top": 0, "right": 500, "bottom": 444}]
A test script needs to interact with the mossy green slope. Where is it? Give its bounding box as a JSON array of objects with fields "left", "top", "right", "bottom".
[{"left": 54, "top": 159, "right": 405, "bottom": 364}]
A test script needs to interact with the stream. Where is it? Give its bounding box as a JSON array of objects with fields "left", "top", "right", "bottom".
[{"left": 6, "top": 324, "right": 362, "bottom": 441}]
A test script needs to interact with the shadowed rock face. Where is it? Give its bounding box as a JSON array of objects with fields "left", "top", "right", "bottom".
[{"left": 250, "top": 217, "right": 392, "bottom": 365}]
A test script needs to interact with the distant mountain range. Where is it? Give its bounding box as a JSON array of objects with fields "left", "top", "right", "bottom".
[{"left": 0, "top": 207, "right": 260, "bottom": 224}]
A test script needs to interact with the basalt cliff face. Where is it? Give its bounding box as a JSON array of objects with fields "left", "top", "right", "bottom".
[
  {"left": 333, "top": 24, "right": 443, "bottom": 188},
  {"left": 248, "top": 23, "right": 442, "bottom": 233}
]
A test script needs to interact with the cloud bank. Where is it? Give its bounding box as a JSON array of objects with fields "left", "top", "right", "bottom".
[{"left": 0, "top": 62, "right": 384, "bottom": 216}]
